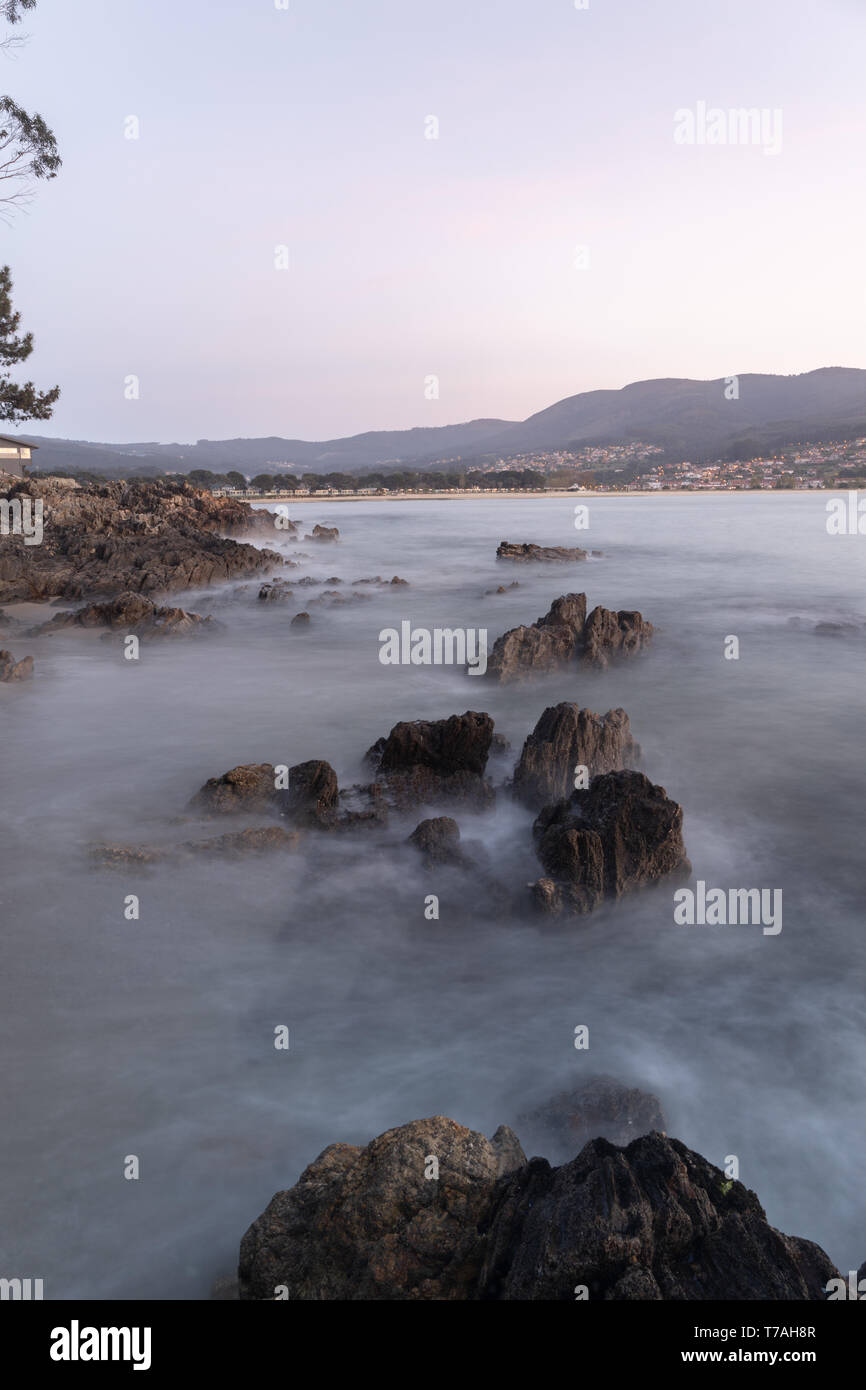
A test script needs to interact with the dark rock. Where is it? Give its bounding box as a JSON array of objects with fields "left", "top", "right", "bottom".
[
  {"left": 513, "top": 704, "right": 639, "bottom": 809},
  {"left": 0, "top": 649, "right": 33, "bottom": 682},
  {"left": 291, "top": 611, "right": 311, "bottom": 627},
  {"left": 581, "top": 605, "right": 654, "bottom": 669},
  {"left": 365, "top": 711, "right": 495, "bottom": 810},
  {"left": 531, "top": 769, "right": 690, "bottom": 915},
  {"left": 280, "top": 760, "right": 339, "bottom": 827},
  {"left": 258, "top": 580, "right": 293, "bottom": 602},
  {"left": 305, "top": 524, "right": 339, "bottom": 543},
  {"left": 497, "top": 542, "right": 588, "bottom": 563},
  {"left": 479, "top": 1132, "right": 838, "bottom": 1301},
  {"left": 189, "top": 764, "right": 278, "bottom": 817},
  {"left": 237, "top": 1118, "right": 839, "bottom": 1301},
  {"left": 408, "top": 816, "right": 464, "bottom": 867}
]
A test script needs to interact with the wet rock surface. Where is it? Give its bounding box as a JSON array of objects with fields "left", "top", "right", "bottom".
[
  {"left": 531, "top": 769, "right": 690, "bottom": 915},
  {"left": 512, "top": 704, "right": 640, "bottom": 809},
  {"left": 237, "top": 1117, "right": 839, "bottom": 1301}
]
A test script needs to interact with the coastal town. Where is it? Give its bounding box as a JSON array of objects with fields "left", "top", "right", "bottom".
[{"left": 185, "top": 436, "right": 866, "bottom": 500}]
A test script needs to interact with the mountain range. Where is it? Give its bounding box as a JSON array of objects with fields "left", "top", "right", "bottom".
[{"left": 16, "top": 367, "right": 866, "bottom": 477}]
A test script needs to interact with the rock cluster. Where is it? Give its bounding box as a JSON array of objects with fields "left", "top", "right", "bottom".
[
  {"left": 237, "top": 1116, "right": 839, "bottom": 1300},
  {"left": 29, "top": 592, "right": 215, "bottom": 639},
  {"left": 0, "top": 477, "right": 287, "bottom": 602},
  {"left": 487, "top": 592, "right": 653, "bottom": 682}
]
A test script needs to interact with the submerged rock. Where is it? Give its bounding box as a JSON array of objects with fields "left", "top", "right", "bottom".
[
  {"left": 0, "top": 649, "right": 33, "bottom": 682},
  {"left": 519, "top": 1076, "right": 667, "bottom": 1161},
  {"left": 190, "top": 764, "right": 279, "bottom": 817},
  {"left": 91, "top": 826, "right": 301, "bottom": 868},
  {"left": 512, "top": 704, "right": 639, "bottom": 809},
  {"left": 30, "top": 591, "right": 216, "bottom": 638},
  {"left": 305, "top": 524, "right": 339, "bottom": 543},
  {"left": 407, "top": 816, "right": 465, "bottom": 867},
  {"left": 531, "top": 769, "right": 689, "bottom": 915},
  {"left": 290, "top": 611, "right": 311, "bottom": 627},
  {"left": 237, "top": 1117, "right": 838, "bottom": 1301},
  {"left": 496, "top": 542, "right": 588, "bottom": 563}
]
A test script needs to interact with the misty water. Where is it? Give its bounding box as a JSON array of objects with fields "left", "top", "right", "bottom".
[{"left": 2, "top": 492, "right": 865, "bottom": 1298}]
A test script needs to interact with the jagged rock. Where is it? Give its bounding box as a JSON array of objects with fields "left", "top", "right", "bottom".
[
  {"left": 238, "top": 1117, "right": 526, "bottom": 1301},
  {"left": 512, "top": 705, "right": 639, "bottom": 809},
  {"left": 531, "top": 769, "right": 689, "bottom": 915},
  {"left": 581, "top": 605, "right": 654, "bottom": 669},
  {"left": 237, "top": 1118, "right": 839, "bottom": 1301},
  {"left": 29, "top": 591, "right": 216, "bottom": 638},
  {"left": 487, "top": 594, "right": 587, "bottom": 682},
  {"left": 189, "top": 764, "right": 278, "bottom": 816},
  {"left": 0, "top": 649, "right": 33, "bottom": 681},
  {"left": 291, "top": 611, "right": 311, "bottom": 628},
  {"left": 365, "top": 711, "right": 495, "bottom": 810},
  {"left": 90, "top": 826, "right": 301, "bottom": 868},
  {"left": 519, "top": 1076, "right": 666, "bottom": 1162},
  {"left": 407, "top": 816, "right": 464, "bottom": 867},
  {"left": 478, "top": 1133, "right": 838, "bottom": 1301},
  {"left": 305, "top": 524, "right": 339, "bottom": 543},
  {"left": 487, "top": 593, "right": 652, "bottom": 682},
  {"left": 0, "top": 477, "right": 286, "bottom": 602},
  {"left": 496, "top": 542, "right": 588, "bottom": 562}
]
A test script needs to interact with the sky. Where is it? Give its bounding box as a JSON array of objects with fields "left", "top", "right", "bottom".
[{"left": 4, "top": 0, "right": 866, "bottom": 443}]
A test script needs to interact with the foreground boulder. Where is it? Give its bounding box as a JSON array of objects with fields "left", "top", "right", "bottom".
[
  {"left": 0, "top": 649, "right": 33, "bottom": 682},
  {"left": 237, "top": 1117, "right": 838, "bottom": 1300},
  {"left": 31, "top": 592, "right": 216, "bottom": 638},
  {"left": 496, "top": 541, "right": 588, "bottom": 563},
  {"left": 365, "top": 711, "right": 495, "bottom": 810},
  {"left": 512, "top": 704, "right": 639, "bottom": 809},
  {"left": 487, "top": 593, "right": 653, "bottom": 682},
  {"left": 531, "top": 769, "right": 689, "bottom": 915}
]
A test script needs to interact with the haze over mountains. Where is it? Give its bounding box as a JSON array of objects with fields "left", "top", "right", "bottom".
[{"left": 18, "top": 368, "right": 866, "bottom": 477}]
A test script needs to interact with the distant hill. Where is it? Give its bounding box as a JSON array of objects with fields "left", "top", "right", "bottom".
[{"left": 16, "top": 368, "right": 866, "bottom": 477}]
